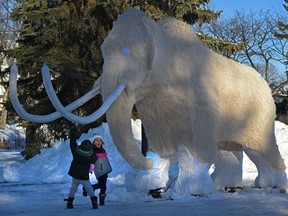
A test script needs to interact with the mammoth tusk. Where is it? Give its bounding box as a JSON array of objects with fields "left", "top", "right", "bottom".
[
  {"left": 9, "top": 64, "right": 100, "bottom": 123},
  {"left": 42, "top": 64, "right": 125, "bottom": 124}
]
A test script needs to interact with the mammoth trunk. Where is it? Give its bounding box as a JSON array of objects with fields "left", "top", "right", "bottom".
[{"left": 105, "top": 92, "right": 153, "bottom": 170}]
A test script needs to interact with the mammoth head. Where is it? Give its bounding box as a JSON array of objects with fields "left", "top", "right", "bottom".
[
  {"left": 100, "top": 7, "right": 165, "bottom": 98},
  {"left": 9, "top": 8, "right": 161, "bottom": 170}
]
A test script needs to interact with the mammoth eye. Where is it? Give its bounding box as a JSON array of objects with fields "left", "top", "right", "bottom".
[{"left": 121, "top": 47, "right": 130, "bottom": 57}]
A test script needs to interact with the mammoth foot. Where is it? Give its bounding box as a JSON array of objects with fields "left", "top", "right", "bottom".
[
  {"left": 174, "top": 146, "right": 215, "bottom": 195},
  {"left": 253, "top": 169, "right": 287, "bottom": 189},
  {"left": 211, "top": 150, "right": 243, "bottom": 189},
  {"left": 134, "top": 152, "right": 170, "bottom": 191},
  {"left": 244, "top": 148, "right": 287, "bottom": 190}
]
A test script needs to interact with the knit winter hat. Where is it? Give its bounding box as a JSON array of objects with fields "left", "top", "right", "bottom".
[
  {"left": 91, "top": 134, "right": 104, "bottom": 144},
  {"left": 76, "top": 139, "right": 93, "bottom": 156}
]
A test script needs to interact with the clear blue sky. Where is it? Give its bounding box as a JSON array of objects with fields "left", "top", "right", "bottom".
[{"left": 210, "top": 0, "right": 286, "bottom": 18}]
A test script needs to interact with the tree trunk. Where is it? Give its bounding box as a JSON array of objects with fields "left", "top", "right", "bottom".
[
  {"left": 21, "top": 124, "right": 41, "bottom": 160},
  {"left": 0, "top": 89, "right": 9, "bottom": 129}
]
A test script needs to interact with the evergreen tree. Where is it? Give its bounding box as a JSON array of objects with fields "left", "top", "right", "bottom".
[{"left": 8, "top": 0, "right": 111, "bottom": 158}]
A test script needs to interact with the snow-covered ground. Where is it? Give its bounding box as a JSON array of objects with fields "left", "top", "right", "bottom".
[{"left": 0, "top": 120, "right": 288, "bottom": 216}]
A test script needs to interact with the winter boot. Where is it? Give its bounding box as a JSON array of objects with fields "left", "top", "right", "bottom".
[
  {"left": 99, "top": 193, "right": 106, "bottom": 206},
  {"left": 82, "top": 186, "right": 88, "bottom": 197},
  {"left": 90, "top": 196, "right": 98, "bottom": 209},
  {"left": 64, "top": 197, "right": 74, "bottom": 209}
]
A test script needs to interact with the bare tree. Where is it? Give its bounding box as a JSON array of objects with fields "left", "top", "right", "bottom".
[{"left": 204, "top": 10, "right": 288, "bottom": 99}]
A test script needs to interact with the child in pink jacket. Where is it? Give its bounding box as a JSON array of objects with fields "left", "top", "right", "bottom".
[{"left": 83, "top": 134, "right": 112, "bottom": 206}]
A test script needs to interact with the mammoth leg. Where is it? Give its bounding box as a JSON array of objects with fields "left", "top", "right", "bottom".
[
  {"left": 9, "top": 64, "right": 100, "bottom": 123},
  {"left": 211, "top": 150, "right": 243, "bottom": 189},
  {"left": 243, "top": 129, "right": 287, "bottom": 189},
  {"left": 174, "top": 146, "right": 215, "bottom": 195},
  {"left": 244, "top": 147, "right": 287, "bottom": 189}
]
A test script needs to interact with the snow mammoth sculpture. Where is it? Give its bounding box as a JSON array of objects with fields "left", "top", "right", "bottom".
[{"left": 10, "top": 8, "right": 287, "bottom": 194}]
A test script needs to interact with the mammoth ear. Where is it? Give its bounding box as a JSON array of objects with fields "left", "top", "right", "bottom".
[{"left": 141, "top": 16, "right": 157, "bottom": 71}]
